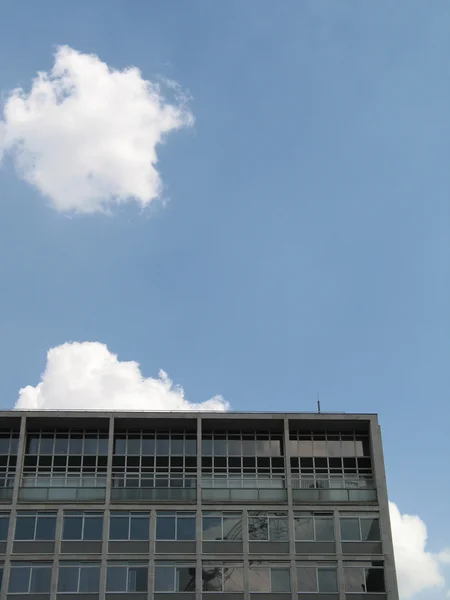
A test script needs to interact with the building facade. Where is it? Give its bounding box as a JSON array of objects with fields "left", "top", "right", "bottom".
[{"left": 0, "top": 411, "right": 398, "bottom": 600}]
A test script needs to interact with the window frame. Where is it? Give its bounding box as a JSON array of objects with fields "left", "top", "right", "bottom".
[
  {"left": 343, "top": 562, "right": 386, "bottom": 593},
  {"left": 62, "top": 511, "right": 104, "bottom": 541},
  {"left": 201, "top": 562, "right": 244, "bottom": 593},
  {"left": 340, "top": 516, "right": 381, "bottom": 542},
  {"left": 201, "top": 511, "right": 242, "bottom": 541},
  {"left": 154, "top": 563, "right": 197, "bottom": 593},
  {"left": 248, "top": 512, "right": 289, "bottom": 542},
  {"left": 8, "top": 562, "right": 53, "bottom": 594},
  {"left": 57, "top": 562, "right": 101, "bottom": 594},
  {"left": 156, "top": 511, "right": 196, "bottom": 541},
  {"left": 296, "top": 563, "right": 338, "bottom": 593},
  {"left": 106, "top": 563, "right": 148, "bottom": 593},
  {"left": 109, "top": 512, "right": 149, "bottom": 541},
  {"left": 248, "top": 564, "right": 291, "bottom": 593},
  {"left": 14, "top": 511, "right": 57, "bottom": 541},
  {"left": 294, "top": 512, "right": 335, "bottom": 542}
]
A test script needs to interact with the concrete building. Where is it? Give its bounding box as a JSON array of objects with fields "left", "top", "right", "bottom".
[{"left": 0, "top": 411, "right": 398, "bottom": 600}]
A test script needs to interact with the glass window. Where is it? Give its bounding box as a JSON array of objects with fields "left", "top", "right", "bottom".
[
  {"left": 58, "top": 566, "right": 79, "bottom": 592},
  {"left": 295, "top": 517, "right": 314, "bottom": 541},
  {"left": 344, "top": 564, "right": 385, "bottom": 593},
  {"left": 271, "top": 568, "right": 290, "bottom": 592},
  {"left": 15, "top": 513, "right": 56, "bottom": 541},
  {"left": 340, "top": 518, "right": 360, "bottom": 541},
  {"left": 9, "top": 564, "right": 52, "bottom": 594},
  {"left": 202, "top": 516, "right": 221, "bottom": 541},
  {"left": 249, "top": 513, "right": 288, "bottom": 542},
  {"left": 154, "top": 566, "right": 173, "bottom": 592},
  {"left": 63, "top": 515, "right": 82, "bottom": 540},
  {"left": 80, "top": 566, "right": 100, "bottom": 593},
  {"left": 58, "top": 564, "right": 100, "bottom": 593},
  {"left": 295, "top": 513, "right": 334, "bottom": 541},
  {"left": 156, "top": 515, "right": 175, "bottom": 540},
  {"left": 9, "top": 566, "right": 31, "bottom": 593},
  {"left": 318, "top": 568, "right": 338, "bottom": 593},
  {"left": 361, "top": 518, "right": 380, "bottom": 541},
  {"left": 0, "top": 513, "right": 9, "bottom": 540},
  {"left": 202, "top": 565, "right": 244, "bottom": 592},
  {"left": 249, "top": 567, "right": 270, "bottom": 592},
  {"left": 154, "top": 565, "right": 196, "bottom": 592},
  {"left": 202, "top": 512, "right": 242, "bottom": 541},
  {"left": 156, "top": 512, "right": 195, "bottom": 541},
  {"left": 106, "top": 565, "right": 147, "bottom": 592},
  {"left": 340, "top": 517, "right": 380, "bottom": 542},
  {"left": 269, "top": 517, "right": 288, "bottom": 541},
  {"left": 297, "top": 566, "right": 316, "bottom": 592},
  {"left": 109, "top": 513, "right": 149, "bottom": 541}
]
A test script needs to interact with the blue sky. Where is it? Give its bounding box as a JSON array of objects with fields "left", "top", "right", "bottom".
[{"left": 0, "top": 1, "right": 449, "bottom": 597}]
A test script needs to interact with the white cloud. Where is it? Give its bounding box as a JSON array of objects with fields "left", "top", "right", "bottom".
[
  {"left": 390, "top": 501, "right": 448, "bottom": 598},
  {"left": 0, "top": 46, "right": 194, "bottom": 213},
  {"left": 15, "top": 341, "right": 227, "bottom": 411}
]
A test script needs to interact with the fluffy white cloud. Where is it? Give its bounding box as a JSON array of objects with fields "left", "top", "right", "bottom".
[
  {"left": 15, "top": 341, "right": 227, "bottom": 411},
  {"left": 389, "top": 501, "right": 449, "bottom": 598},
  {"left": 0, "top": 46, "right": 193, "bottom": 213}
]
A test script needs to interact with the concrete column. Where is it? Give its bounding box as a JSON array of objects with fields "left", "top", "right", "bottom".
[
  {"left": 284, "top": 417, "right": 297, "bottom": 599},
  {"left": 196, "top": 415, "right": 202, "bottom": 600},
  {"left": 334, "top": 507, "right": 345, "bottom": 600},
  {"left": 99, "top": 416, "right": 115, "bottom": 600},
  {"left": 242, "top": 508, "right": 250, "bottom": 600},
  {"left": 370, "top": 418, "right": 399, "bottom": 600},
  {"left": 1, "top": 415, "right": 26, "bottom": 600},
  {"left": 50, "top": 507, "right": 64, "bottom": 600}
]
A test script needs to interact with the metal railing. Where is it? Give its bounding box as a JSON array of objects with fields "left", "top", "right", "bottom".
[
  {"left": 291, "top": 477, "right": 374, "bottom": 490},
  {"left": 201, "top": 477, "right": 286, "bottom": 489}
]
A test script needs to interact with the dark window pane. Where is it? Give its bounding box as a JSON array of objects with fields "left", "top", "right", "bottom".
[
  {"left": 0, "top": 516, "right": 9, "bottom": 540},
  {"left": 129, "top": 567, "right": 147, "bottom": 592},
  {"left": 297, "top": 567, "right": 317, "bottom": 592},
  {"left": 40, "top": 437, "right": 54, "bottom": 454},
  {"left": 171, "top": 438, "right": 184, "bottom": 455},
  {"left": 318, "top": 569, "right": 338, "bottom": 593},
  {"left": 202, "top": 517, "right": 221, "bottom": 540},
  {"left": 155, "top": 567, "right": 173, "bottom": 592},
  {"left": 106, "top": 566, "right": 126, "bottom": 592},
  {"left": 84, "top": 516, "right": 103, "bottom": 540},
  {"left": 315, "top": 517, "right": 334, "bottom": 541},
  {"left": 15, "top": 516, "right": 36, "bottom": 540},
  {"left": 30, "top": 567, "right": 52, "bottom": 593},
  {"left": 69, "top": 436, "right": 83, "bottom": 454},
  {"left": 36, "top": 515, "right": 56, "bottom": 540},
  {"left": 340, "top": 518, "right": 360, "bottom": 541},
  {"left": 156, "top": 516, "right": 175, "bottom": 540},
  {"left": 365, "top": 568, "right": 385, "bottom": 592},
  {"left": 177, "top": 567, "right": 196, "bottom": 591},
  {"left": 114, "top": 437, "right": 126, "bottom": 454},
  {"left": 83, "top": 436, "right": 98, "bottom": 455},
  {"left": 98, "top": 437, "right": 109, "bottom": 455},
  {"left": 63, "top": 516, "right": 83, "bottom": 540},
  {"left": 223, "top": 517, "right": 242, "bottom": 540},
  {"left": 156, "top": 438, "right": 169, "bottom": 454},
  {"left": 27, "top": 435, "right": 40, "bottom": 454},
  {"left": 127, "top": 437, "right": 141, "bottom": 455},
  {"left": 9, "top": 567, "right": 30, "bottom": 593},
  {"left": 80, "top": 566, "right": 100, "bottom": 592},
  {"left": 177, "top": 516, "right": 196, "bottom": 540},
  {"left": 58, "top": 567, "right": 79, "bottom": 592},
  {"left": 271, "top": 568, "right": 290, "bottom": 592},
  {"left": 110, "top": 516, "right": 129, "bottom": 540},
  {"left": 0, "top": 438, "right": 10, "bottom": 454},
  {"left": 130, "top": 516, "right": 149, "bottom": 540},
  {"left": 184, "top": 438, "right": 196, "bottom": 456},
  {"left": 54, "top": 437, "right": 69, "bottom": 455},
  {"left": 141, "top": 437, "right": 154, "bottom": 455},
  {"left": 295, "top": 517, "right": 314, "bottom": 540},
  {"left": 202, "top": 439, "right": 212, "bottom": 455},
  {"left": 361, "top": 518, "right": 380, "bottom": 541}
]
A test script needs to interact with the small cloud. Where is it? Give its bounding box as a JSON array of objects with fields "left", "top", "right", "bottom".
[
  {"left": 15, "top": 341, "right": 227, "bottom": 411},
  {"left": 390, "top": 501, "right": 447, "bottom": 598},
  {"left": 0, "top": 46, "right": 194, "bottom": 214}
]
